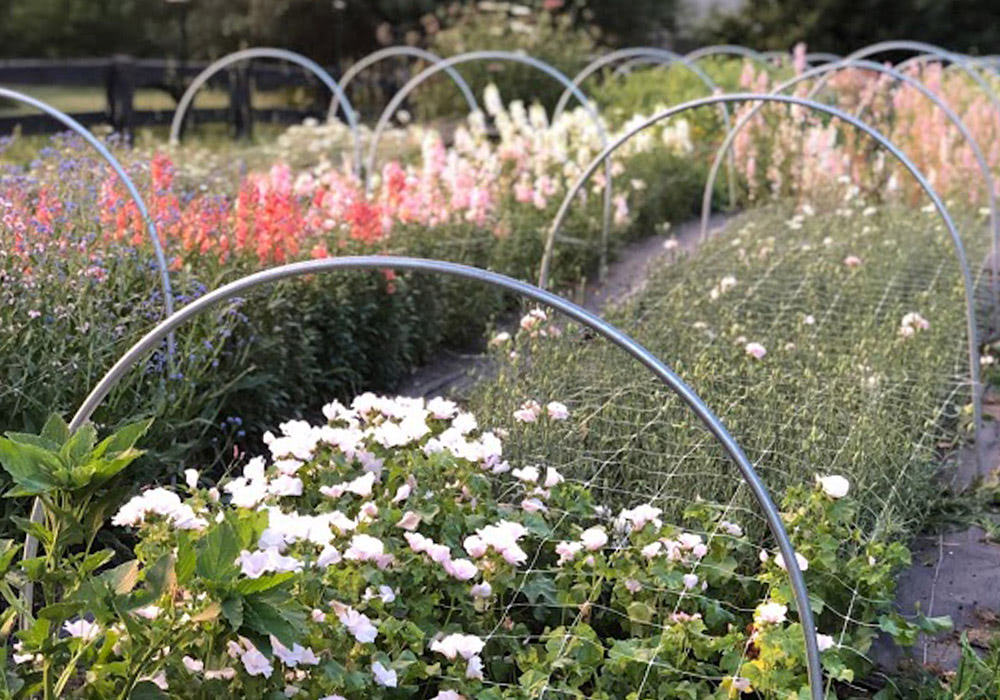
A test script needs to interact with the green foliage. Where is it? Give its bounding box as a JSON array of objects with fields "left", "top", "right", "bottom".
[
  {"left": 0, "top": 398, "right": 933, "bottom": 697},
  {"left": 698, "top": 0, "right": 1000, "bottom": 55}
]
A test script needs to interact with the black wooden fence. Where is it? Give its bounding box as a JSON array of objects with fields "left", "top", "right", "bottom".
[{"left": 0, "top": 56, "right": 338, "bottom": 139}]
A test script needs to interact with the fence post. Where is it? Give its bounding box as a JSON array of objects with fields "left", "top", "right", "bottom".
[
  {"left": 106, "top": 54, "right": 136, "bottom": 142},
  {"left": 229, "top": 62, "right": 253, "bottom": 140}
]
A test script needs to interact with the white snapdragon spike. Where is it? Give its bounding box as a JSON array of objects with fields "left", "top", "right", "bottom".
[
  {"left": 817, "top": 475, "right": 850, "bottom": 498},
  {"left": 754, "top": 601, "right": 788, "bottom": 625}
]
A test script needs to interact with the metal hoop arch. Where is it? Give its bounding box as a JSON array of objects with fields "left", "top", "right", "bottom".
[
  {"left": 551, "top": 48, "right": 738, "bottom": 209},
  {"left": 32, "top": 254, "right": 821, "bottom": 698},
  {"left": 169, "top": 47, "right": 363, "bottom": 175},
  {"left": 327, "top": 46, "right": 479, "bottom": 122},
  {"left": 0, "top": 86, "right": 175, "bottom": 355},
  {"left": 539, "top": 93, "right": 983, "bottom": 449},
  {"left": 367, "top": 50, "right": 614, "bottom": 280},
  {"left": 836, "top": 41, "right": 1000, "bottom": 130},
  {"left": 695, "top": 58, "right": 1000, "bottom": 315},
  {"left": 684, "top": 44, "right": 775, "bottom": 71},
  {"left": 551, "top": 47, "right": 723, "bottom": 123},
  {"left": 805, "top": 52, "right": 842, "bottom": 66}
]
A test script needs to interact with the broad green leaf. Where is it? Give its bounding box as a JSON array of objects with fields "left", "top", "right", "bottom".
[
  {"left": 38, "top": 601, "right": 85, "bottom": 621},
  {"left": 93, "top": 419, "right": 153, "bottom": 460},
  {"left": 0, "top": 437, "right": 62, "bottom": 494},
  {"left": 221, "top": 596, "right": 244, "bottom": 630},
  {"left": 60, "top": 424, "right": 97, "bottom": 469},
  {"left": 195, "top": 520, "right": 240, "bottom": 581},
  {"left": 175, "top": 533, "right": 196, "bottom": 585},
  {"left": 100, "top": 560, "right": 141, "bottom": 595},
  {"left": 129, "top": 680, "right": 168, "bottom": 699},
  {"left": 10, "top": 517, "right": 51, "bottom": 549},
  {"left": 41, "top": 414, "right": 71, "bottom": 446},
  {"left": 242, "top": 589, "right": 306, "bottom": 647},
  {"left": 235, "top": 572, "right": 294, "bottom": 596},
  {"left": 144, "top": 554, "right": 176, "bottom": 599},
  {"left": 80, "top": 549, "right": 115, "bottom": 576}
]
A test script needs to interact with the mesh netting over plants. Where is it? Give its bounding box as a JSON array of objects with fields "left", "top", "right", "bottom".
[{"left": 458, "top": 201, "right": 984, "bottom": 692}]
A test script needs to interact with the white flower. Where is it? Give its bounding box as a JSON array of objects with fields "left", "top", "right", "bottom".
[
  {"left": 372, "top": 661, "right": 397, "bottom": 688},
  {"left": 452, "top": 412, "right": 478, "bottom": 434},
  {"left": 112, "top": 487, "right": 208, "bottom": 530},
  {"left": 754, "top": 602, "right": 788, "bottom": 625},
  {"left": 745, "top": 342, "right": 767, "bottom": 360},
  {"left": 844, "top": 255, "right": 862, "bottom": 268},
  {"left": 463, "top": 535, "right": 488, "bottom": 558},
  {"left": 63, "top": 619, "right": 100, "bottom": 641},
  {"left": 431, "top": 633, "right": 485, "bottom": 660},
  {"left": 432, "top": 691, "right": 467, "bottom": 700},
  {"left": 489, "top": 332, "right": 511, "bottom": 346},
  {"left": 268, "top": 475, "right": 304, "bottom": 497},
  {"left": 134, "top": 605, "right": 161, "bottom": 620},
  {"left": 555, "top": 540, "right": 583, "bottom": 565},
  {"left": 546, "top": 401, "right": 569, "bottom": 420},
  {"left": 720, "top": 521, "right": 744, "bottom": 537},
  {"left": 521, "top": 498, "right": 547, "bottom": 513},
  {"left": 618, "top": 504, "right": 663, "bottom": 533},
  {"left": 428, "top": 397, "right": 459, "bottom": 419},
  {"left": 184, "top": 469, "right": 199, "bottom": 490},
  {"left": 900, "top": 312, "right": 930, "bottom": 337},
  {"left": 513, "top": 400, "right": 542, "bottom": 423},
  {"left": 333, "top": 602, "right": 378, "bottom": 643},
  {"left": 580, "top": 527, "right": 608, "bottom": 551},
  {"left": 270, "top": 636, "right": 320, "bottom": 667},
  {"left": 625, "top": 579, "right": 642, "bottom": 593},
  {"left": 236, "top": 548, "right": 303, "bottom": 578},
  {"left": 682, "top": 573, "right": 699, "bottom": 589},
  {"left": 817, "top": 633, "right": 836, "bottom": 651},
  {"left": 240, "top": 644, "right": 274, "bottom": 677},
  {"left": 543, "top": 468, "right": 564, "bottom": 488},
  {"left": 396, "top": 511, "right": 422, "bottom": 531},
  {"left": 817, "top": 475, "right": 850, "bottom": 498},
  {"left": 470, "top": 581, "right": 492, "bottom": 598},
  {"left": 774, "top": 551, "right": 809, "bottom": 572},
  {"left": 443, "top": 558, "right": 479, "bottom": 581},
  {"left": 343, "top": 534, "right": 386, "bottom": 563},
  {"left": 511, "top": 465, "right": 540, "bottom": 483},
  {"left": 182, "top": 656, "right": 204, "bottom": 673},
  {"left": 466, "top": 654, "right": 484, "bottom": 680}
]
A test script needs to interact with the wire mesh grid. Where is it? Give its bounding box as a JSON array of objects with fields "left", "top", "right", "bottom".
[{"left": 466, "top": 197, "right": 982, "bottom": 695}]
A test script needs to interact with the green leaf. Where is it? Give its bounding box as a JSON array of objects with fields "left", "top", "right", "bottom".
[
  {"left": 80, "top": 549, "right": 115, "bottom": 576},
  {"left": 242, "top": 589, "right": 306, "bottom": 647},
  {"left": 93, "top": 419, "right": 153, "bottom": 460},
  {"left": 60, "top": 424, "right": 97, "bottom": 469},
  {"left": 0, "top": 540, "right": 20, "bottom": 577},
  {"left": 40, "top": 414, "right": 70, "bottom": 446},
  {"left": 38, "top": 601, "right": 85, "bottom": 621},
  {"left": 144, "top": 554, "right": 176, "bottom": 600},
  {"left": 195, "top": 520, "right": 240, "bottom": 581},
  {"left": 235, "top": 572, "right": 295, "bottom": 596},
  {"left": 100, "top": 560, "right": 141, "bottom": 595},
  {"left": 0, "top": 437, "right": 62, "bottom": 494},
  {"left": 10, "top": 516, "right": 51, "bottom": 549},
  {"left": 221, "top": 596, "right": 244, "bottom": 630},
  {"left": 175, "top": 533, "right": 196, "bottom": 585},
  {"left": 129, "top": 680, "right": 168, "bottom": 699}
]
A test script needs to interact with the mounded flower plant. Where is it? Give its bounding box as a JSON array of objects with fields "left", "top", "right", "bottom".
[{"left": 0, "top": 395, "right": 943, "bottom": 698}]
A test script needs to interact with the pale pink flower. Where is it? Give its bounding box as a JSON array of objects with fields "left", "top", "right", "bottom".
[
  {"left": 754, "top": 601, "right": 788, "bottom": 625},
  {"left": 844, "top": 255, "right": 862, "bottom": 268},
  {"left": 745, "top": 342, "right": 767, "bottom": 359},
  {"left": 372, "top": 661, "right": 397, "bottom": 688},
  {"left": 513, "top": 400, "right": 542, "bottom": 423},
  {"left": 546, "top": 401, "right": 569, "bottom": 420},
  {"left": 580, "top": 527, "right": 608, "bottom": 551},
  {"left": 396, "top": 511, "right": 422, "bottom": 531}
]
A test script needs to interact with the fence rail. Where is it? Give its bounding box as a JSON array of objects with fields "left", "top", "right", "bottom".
[{"left": 0, "top": 55, "right": 337, "bottom": 138}]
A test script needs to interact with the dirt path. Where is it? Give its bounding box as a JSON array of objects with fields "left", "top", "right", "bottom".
[{"left": 395, "top": 213, "right": 730, "bottom": 398}]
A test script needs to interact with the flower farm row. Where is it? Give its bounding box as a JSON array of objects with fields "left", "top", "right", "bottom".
[{"left": 1, "top": 50, "right": 999, "bottom": 698}]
